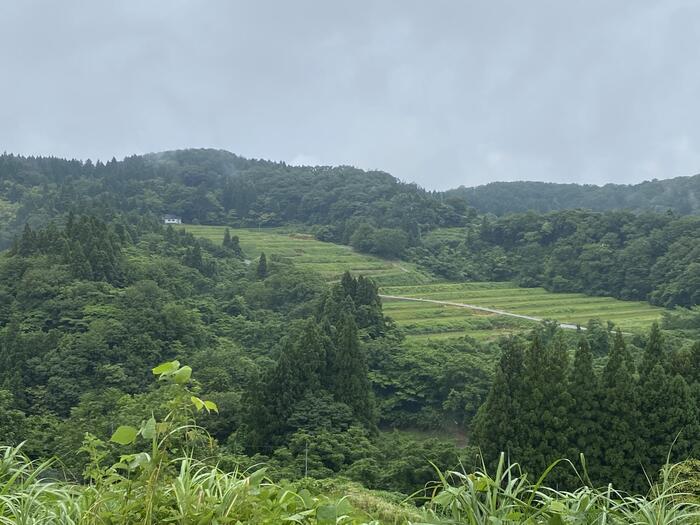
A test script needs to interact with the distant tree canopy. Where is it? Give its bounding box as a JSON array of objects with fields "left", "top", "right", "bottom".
[
  {"left": 0, "top": 149, "right": 466, "bottom": 250},
  {"left": 446, "top": 176, "right": 700, "bottom": 216},
  {"left": 3, "top": 149, "right": 697, "bottom": 254},
  {"left": 410, "top": 209, "right": 700, "bottom": 308}
]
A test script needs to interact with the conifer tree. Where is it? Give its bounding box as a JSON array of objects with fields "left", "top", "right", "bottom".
[
  {"left": 340, "top": 271, "right": 357, "bottom": 299},
  {"left": 223, "top": 227, "right": 232, "bottom": 249},
  {"left": 639, "top": 363, "right": 699, "bottom": 479},
  {"left": 328, "top": 313, "right": 375, "bottom": 427},
  {"left": 69, "top": 240, "right": 92, "bottom": 279},
  {"left": 164, "top": 224, "right": 176, "bottom": 244},
  {"left": 18, "top": 223, "right": 36, "bottom": 256},
  {"left": 249, "top": 321, "right": 327, "bottom": 446},
  {"left": 640, "top": 322, "right": 664, "bottom": 377},
  {"left": 600, "top": 331, "right": 640, "bottom": 488},
  {"left": 665, "top": 375, "right": 700, "bottom": 461},
  {"left": 257, "top": 252, "right": 268, "bottom": 279},
  {"left": 567, "top": 337, "right": 603, "bottom": 481},
  {"left": 518, "top": 333, "right": 571, "bottom": 478},
  {"left": 183, "top": 244, "right": 203, "bottom": 271},
  {"left": 231, "top": 235, "right": 242, "bottom": 255},
  {"left": 471, "top": 338, "right": 526, "bottom": 464}
]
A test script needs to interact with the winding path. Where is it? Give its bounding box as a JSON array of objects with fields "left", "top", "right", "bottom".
[{"left": 378, "top": 294, "right": 584, "bottom": 331}]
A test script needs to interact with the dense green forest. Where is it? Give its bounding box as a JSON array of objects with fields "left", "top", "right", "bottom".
[
  {"left": 446, "top": 175, "right": 700, "bottom": 215},
  {"left": 1, "top": 149, "right": 700, "bottom": 521},
  {"left": 0, "top": 150, "right": 468, "bottom": 250},
  {"left": 2, "top": 149, "right": 698, "bottom": 308},
  {"left": 0, "top": 218, "right": 488, "bottom": 496},
  {"left": 410, "top": 210, "right": 700, "bottom": 307},
  {"left": 1, "top": 216, "right": 698, "bottom": 490}
]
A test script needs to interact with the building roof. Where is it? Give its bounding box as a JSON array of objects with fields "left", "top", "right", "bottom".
[{"left": 162, "top": 214, "right": 180, "bottom": 220}]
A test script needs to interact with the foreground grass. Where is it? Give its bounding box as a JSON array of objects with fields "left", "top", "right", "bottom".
[{"left": 3, "top": 445, "right": 699, "bottom": 524}]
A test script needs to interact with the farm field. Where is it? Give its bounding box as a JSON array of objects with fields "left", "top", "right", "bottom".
[
  {"left": 177, "top": 224, "right": 433, "bottom": 286},
  {"left": 381, "top": 282, "right": 664, "bottom": 337},
  {"left": 181, "top": 225, "right": 666, "bottom": 340}
]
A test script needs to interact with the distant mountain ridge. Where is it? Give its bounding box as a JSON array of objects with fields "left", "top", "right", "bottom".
[
  {"left": 446, "top": 175, "right": 700, "bottom": 215},
  {"left": 1, "top": 148, "right": 698, "bottom": 250}
]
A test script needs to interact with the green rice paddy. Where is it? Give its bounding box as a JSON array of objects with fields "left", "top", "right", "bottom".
[
  {"left": 381, "top": 282, "right": 664, "bottom": 340},
  {"left": 181, "top": 224, "right": 665, "bottom": 341},
  {"left": 178, "top": 224, "right": 433, "bottom": 286}
]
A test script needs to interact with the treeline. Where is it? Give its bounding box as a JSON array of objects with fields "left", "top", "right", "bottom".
[
  {"left": 447, "top": 175, "right": 700, "bottom": 215},
  {"left": 410, "top": 209, "right": 700, "bottom": 307},
  {"left": 2, "top": 150, "right": 698, "bottom": 307},
  {"left": 473, "top": 324, "right": 700, "bottom": 491},
  {"left": 0, "top": 149, "right": 467, "bottom": 249}
]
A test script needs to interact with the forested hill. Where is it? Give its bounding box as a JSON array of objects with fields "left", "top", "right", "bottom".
[
  {"left": 446, "top": 175, "right": 700, "bottom": 215},
  {"left": 2, "top": 149, "right": 699, "bottom": 250},
  {"left": 0, "top": 149, "right": 468, "bottom": 248}
]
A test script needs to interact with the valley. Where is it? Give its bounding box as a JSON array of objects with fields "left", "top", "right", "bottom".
[{"left": 181, "top": 224, "right": 665, "bottom": 340}]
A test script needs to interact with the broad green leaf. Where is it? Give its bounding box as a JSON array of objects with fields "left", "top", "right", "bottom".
[
  {"left": 316, "top": 505, "right": 336, "bottom": 525},
  {"left": 204, "top": 400, "right": 219, "bottom": 413},
  {"left": 128, "top": 452, "right": 151, "bottom": 469},
  {"left": 110, "top": 425, "right": 138, "bottom": 445},
  {"left": 336, "top": 498, "right": 353, "bottom": 515},
  {"left": 191, "top": 396, "right": 205, "bottom": 411},
  {"left": 547, "top": 514, "right": 565, "bottom": 525},
  {"left": 248, "top": 467, "right": 267, "bottom": 488},
  {"left": 549, "top": 501, "right": 567, "bottom": 513},
  {"left": 152, "top": 360, "right": 180, "bottom": 376},
  {"left": 173, "top": 365, "right": 192, "bottom": 384},
  {"left": 298, "top": 488, "right": 314, "bottom": 508},
  {"left": 140, "top": 416, "right": 156, "bottom": 440}
]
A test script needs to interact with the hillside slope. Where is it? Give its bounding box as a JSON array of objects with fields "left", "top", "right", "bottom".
[{"left": 0, "top": 149, "right": 467, "bottom": 248}]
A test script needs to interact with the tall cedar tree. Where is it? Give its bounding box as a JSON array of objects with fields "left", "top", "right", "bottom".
[
  {"left": 328, "top": 313, "right": 375, "bottom": 428},
  {"left": 248, "top": 321, "right": 327, "bottom": 447},
  {"left": 332, "top": 272, "right": 384, "bottom": 336},
  {"left": 518, "top": 333, "right": 571, "bottom": 479},
  {"left": 600, "top": 331, "right": 640, "bottom": 489},
  {"left": 257, "top": 252, "right": 268, "bottom": 279},
  {"left": 471, "top": 338, "right": 526, "bottom": 464},
  {"left": 221, "top": 227, "right": 243, "bottom": 256},
  {"left": 640, "top": 322, "right": 664, "bottom": 377},
  {"left": 639, "top": 362, "right": 699, "bottom": 479},
  {"left": 567, "top": 337, "right": 603, "bottom": 482}
]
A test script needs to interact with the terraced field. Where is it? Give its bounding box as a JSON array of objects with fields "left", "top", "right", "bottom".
[
  {"left": 177, "top": 224, "right": 433, "bottom": 286},
  {"left": 381, "top": 282, "right": 664, "bottom": 338},
  {"left": 383, "top": 299, "right": 532, "bottom": 341},
  {"left": 181, "top": 225, "right": 665, "bottom": 340}
]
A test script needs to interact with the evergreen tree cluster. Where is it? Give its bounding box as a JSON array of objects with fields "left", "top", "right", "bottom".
[
  {"left": 222, "top": 228, "right": 243, "bottom": 257},
  {"left": 473, "top": 324, "right": 700, "bottom": 491},
  {"left": 322, "top": 271, "right": 386, "bottom": 337},
  {"left": 247, "top": 273, "right": 378, "bottom": 449},
  {"left": 10, "top": 214, "right": 125, "bottom": 283}
]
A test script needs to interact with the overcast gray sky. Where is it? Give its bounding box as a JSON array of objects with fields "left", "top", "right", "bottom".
[{"left": 1, "top": 1, "right": 699, "bottom": 189}]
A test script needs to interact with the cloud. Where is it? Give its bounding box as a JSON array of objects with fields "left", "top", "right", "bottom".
[
  {"left": 289, "top": 154, "right": 322, "bottom": 167},
  {"left": 1, "top": 1, "right": 699, "bottom": 189}
]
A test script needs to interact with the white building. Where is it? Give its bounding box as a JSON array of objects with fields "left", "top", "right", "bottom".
[{"left": 163, "top": 214, "right": 182, "bottom": 224}]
